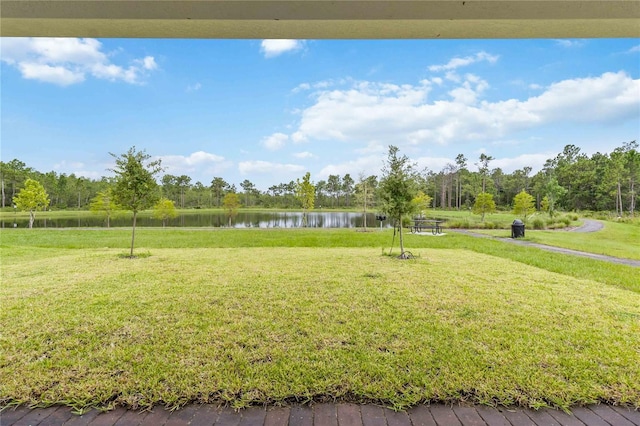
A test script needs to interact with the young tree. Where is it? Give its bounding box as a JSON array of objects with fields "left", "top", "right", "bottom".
[
  {"left": 379, "top": 145, "right": 419, "bottom": 259},
  {"left": 89, "top": 188, "right": 120, "bottom": 227},
  {"left": 295, "top": 172, "right": 315, "bottom": 227},
  {"left": 222, "top": 192, "right": 241, "bottom": 226},
  {"left": 14, "top": 178, "right": 50, "bottom": 228},
  {"left": 512, "top": 190, "right": 536, "bottom": 223},
  {"left": 542, "top": 177, "right": 567, "bottom": 218},
  {"left": 411, "top": 190, "right": 433, "bottom": 217},
  {"left": 472, "top": 192, "right": 496, "bottom": 222},
  {"left": 110, "top": 147, "right": 163, "bottom": 257},
  {"left": 153, "top": 197, "right": 178, "bottom": 227}
]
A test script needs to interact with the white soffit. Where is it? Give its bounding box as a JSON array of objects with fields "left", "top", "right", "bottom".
[{"left": 1, "top": 0, "right": 639, "bottom": 39}]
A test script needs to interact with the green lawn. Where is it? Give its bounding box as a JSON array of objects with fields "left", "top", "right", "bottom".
[
  {"left": 1, "top": 229, "right": 639, "bottom": 411},
  {"left": 477, "top": 220, "right": 640, "bottom": 260}
]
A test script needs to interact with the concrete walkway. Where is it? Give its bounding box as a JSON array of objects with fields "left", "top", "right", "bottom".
[
  {"left": 451, "top": 224, "right": 640, "bottom": 268},
  {"left": 2, "top": 403, "right": 639, "bottom": 426}
]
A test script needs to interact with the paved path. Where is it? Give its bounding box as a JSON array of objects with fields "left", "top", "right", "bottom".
[
  {"left": 571, "top": 219, "right": 605, "bottom": 233},
  {"left": 2, "top": 403, "right": 639, "bottom": 426},
  {"left": 451, "top": 228, "right": 640, "bottom": 268}
]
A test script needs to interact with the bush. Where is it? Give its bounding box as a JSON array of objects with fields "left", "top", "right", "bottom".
[
  {"left": 532, "top": 218, "right": 545, "bottom": 229},
  {"left": 449, "top": 220, "right": 470, "bottom": 229},
  {"left": 561, "top": 216, "right": 571, "bottom": 226},
  {"left": 570, "top": 214, "right": 579, "bottom": 221}
]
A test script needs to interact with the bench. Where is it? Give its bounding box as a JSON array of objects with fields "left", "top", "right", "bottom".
[{"left": 409, "top": 219, "right": 445, "bottom": 235}]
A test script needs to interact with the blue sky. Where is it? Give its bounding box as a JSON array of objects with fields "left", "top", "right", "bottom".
[{"left": 1, "top": 38, "right": 638, "bottom": 190}]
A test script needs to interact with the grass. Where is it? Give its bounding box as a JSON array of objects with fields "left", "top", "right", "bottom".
[
  {"left": 1, "top": 228, "right": 639, "bottom": 411},
  {"left": 476, "top": 220, "right": 640, "bottom": 260}
]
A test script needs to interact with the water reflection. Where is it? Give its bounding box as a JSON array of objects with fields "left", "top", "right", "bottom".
[{"left": 2, "top": 211, "right": 390, "bottom": 229}]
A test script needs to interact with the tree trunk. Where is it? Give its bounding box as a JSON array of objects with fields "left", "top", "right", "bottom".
[
  {"left": 631, "top": 180, "right": 636, "bottom": 217},
  {"left": 363, "top": 191, "right": 367, "bottom": 229},
  {"left": 130, "top": 211, "right": 137, "bottom": 257},
  {"left": 29, "top": 210, "right": 35, "bottom": 228},
  {"left": 398, "top": 216, "right": 405, "bottom": 255},
  {"left": 1, "top": 178, "right": 5, "bottom": 209},
  {"left": 617, "top": 181, "right": 623, "bottom": 216},
  {"left": 106, "top": 213, "right": 110, "bottom": 228}
]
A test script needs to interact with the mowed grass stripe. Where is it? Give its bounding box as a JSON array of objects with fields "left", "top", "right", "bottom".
[{"left": 1, "top": 247, "right": 639, "bottom": 410}]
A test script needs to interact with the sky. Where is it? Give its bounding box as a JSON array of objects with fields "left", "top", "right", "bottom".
[{"left": 1, "top": 38, "right": 639, "bottom": 190}]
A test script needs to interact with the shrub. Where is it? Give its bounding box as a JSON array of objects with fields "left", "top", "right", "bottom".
[
  {"left": 449, "top": 220, "right": 470, "bottom": 229},
  {"left": 561, "top": 216, "right": 571, "bottom": 226},
  {"left": 532, "top": 218, "right": 545, "bottom": 229}
]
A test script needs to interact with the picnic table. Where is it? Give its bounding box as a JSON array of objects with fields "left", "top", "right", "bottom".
[{"left": 410, "top": 219, "right": 445, "bottom": 235}]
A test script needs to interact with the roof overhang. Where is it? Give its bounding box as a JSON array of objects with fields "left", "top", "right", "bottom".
[{"left": 1, "top": 0, "right": 639, "bottom": 39}]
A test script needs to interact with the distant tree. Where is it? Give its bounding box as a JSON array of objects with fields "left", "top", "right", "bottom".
[
  {"left": 175, "top": 175, "right": 192, "bottom": 208},
  {"left": 222, "top": 192, "right": 240, "bottom": 226},
  {"left": 110, "top": 147, "right": 163, "bottom": 258},
  {"left": 162, "top": 174, "right": 178, "bottom": 203},
  {"left": 295, "top": 172, "right": 315, "bottom": 227},
  {"left": 379, "top": 145, "right": 419, "bottom": 259},
  {"left": 472, "top": 192, "right": 496, "bottom": 222},
  {"left": 14, "top": 178, "right": 50, "bottom": 228},
  {"left": 315, "top": 179, "right": 327, "bottom": 208},
  {"left": 624, "top": 141, "right": 639, "bottom": 217},
  {"left": 240, "top": 179, "right": 256, "bottom": 207},
  {"left": 342, "top": 173, "right": 354, "bottom": 207},
  {"left": 210, "top": 177, "right": 229, "bottom": 207},
  {"left": 455, "top": 154, "right": 467, "bottom": 210},
  {"left": 153, "top": 197, "right": 178, "bottom": 227},
  {"left": 513, "top": 190, "right": 536, "bottom": 223},
  {"left": 193, "top": 181, "right": 206, "bottom": 207},
  {"left": 476, "top": 153, "right": 494, "bottom": 193},
  {"left": 327, "top": 174, "right": 341, "bottom": 207},
  {"left": 89, "top": 188, "right": 120, "bottom": 227},
  {"left": 355, "top": 173, "right": 377, "bottom": 229}
]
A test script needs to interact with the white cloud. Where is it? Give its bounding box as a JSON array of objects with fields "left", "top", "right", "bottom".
[
  {"left": 53, "top": 160, "right": 86, "bottom": 170},
  {"left": 555, "top": 39, "right": 585, "bottom": 48},
  {"left": 157, "top": 151, "right": 227, "bottom": 175},
  {"left": 428, "top": 51, "right": 499, "bottom": 72},
  {"left": 238, "top": 160, "right": 305, "bottom": 174},
  {"left": 0, "top": 38, "right": 157, "bottom": 86},
  {"left": 262, "top": 133, "right": 289, "bottom": 150},
  {"left": 260, "top": 39, "right": 305, "bottom": 58},
  {"left": 627, "top": 45, "right": 640, "bottom": 54},
  {"left": 319, "top": 155, "right": 383, "bottom": 180},
  {"left": 19, "top": 63, "right": 85, "bottom": 86},
  {"left": 187, "top": 82, "right": 202, "bottom": 92},
  {"left": 284, "top": 71, "right": 638, "bottom": 149},
  {"left": 491, "top": 153, "right": 552, "bottom": 173},
  {"left": 293, "top": 151, "right": 315, "bottom": 159}
]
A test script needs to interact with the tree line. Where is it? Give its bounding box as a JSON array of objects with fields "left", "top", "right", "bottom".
[{"left": 1, "top": 141, "right": 638, "bottom": 217}]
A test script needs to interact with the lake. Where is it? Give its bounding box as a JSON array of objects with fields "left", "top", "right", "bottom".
[{"left": 2, "top": 211, "right": 390, "bottom": 229}]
